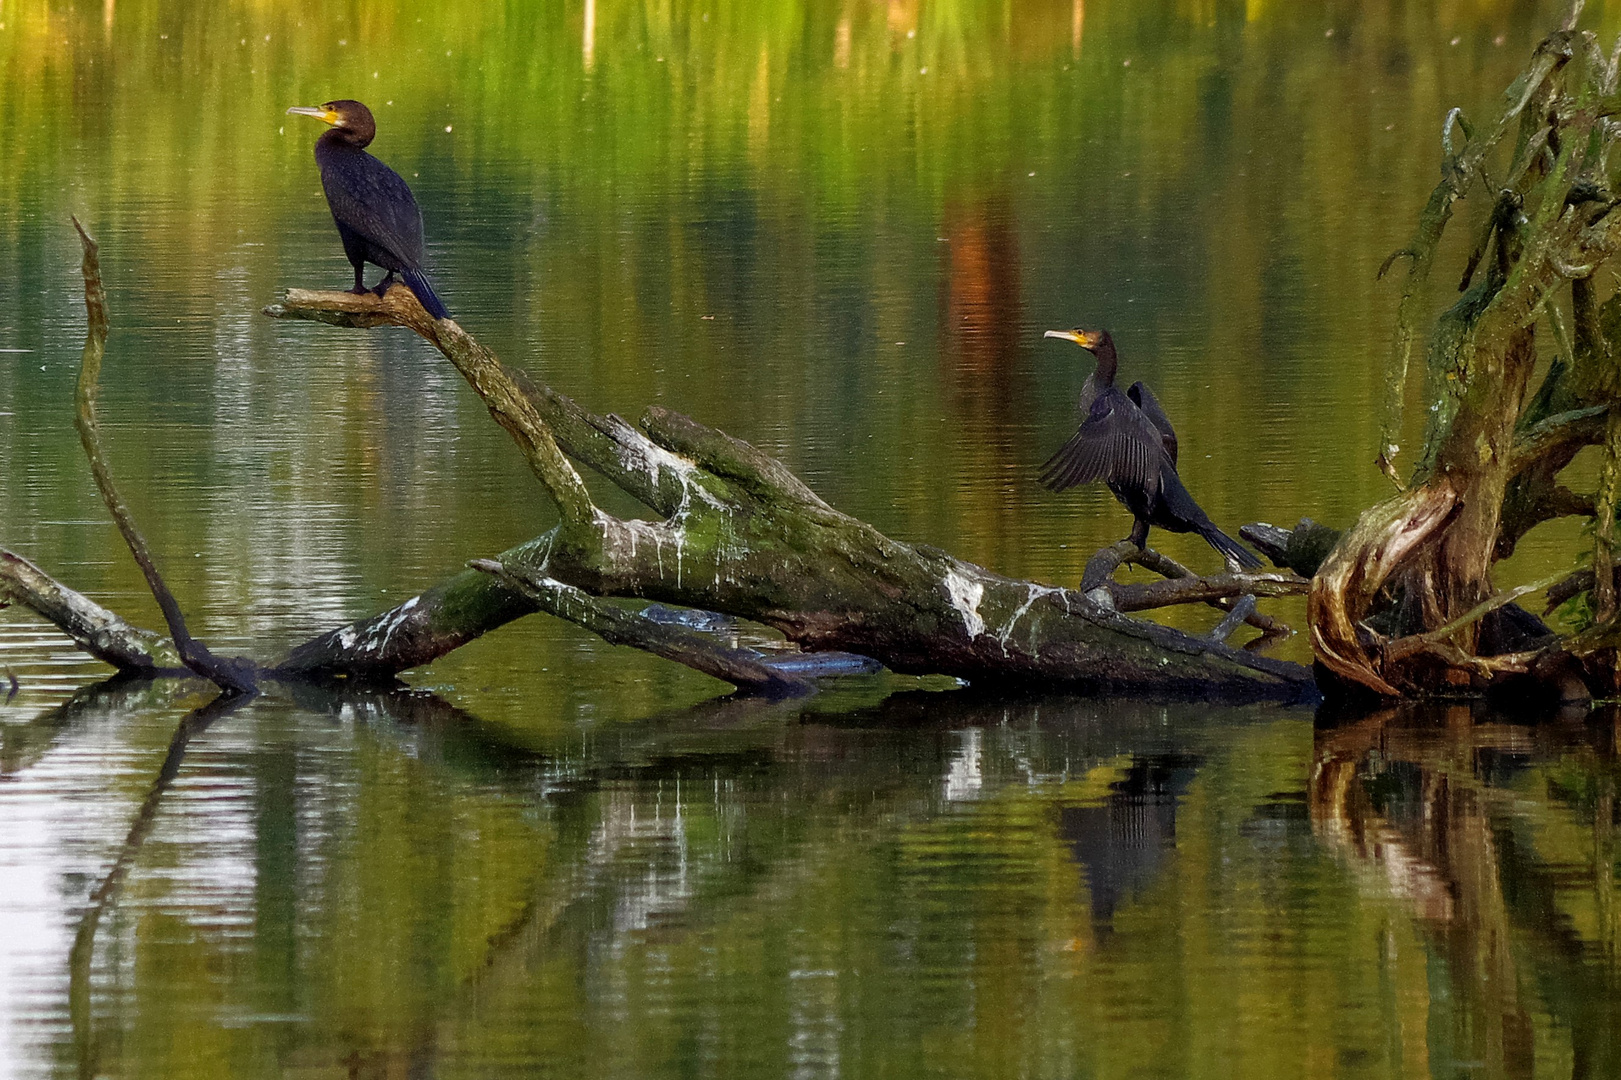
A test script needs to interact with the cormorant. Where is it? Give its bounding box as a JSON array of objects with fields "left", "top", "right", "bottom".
[
  {"left": 1040, "top": 328, "right": 1259, "bottom": 568},
  {"left": 286, "top": 99, "right": 449, "bottom": 319}
]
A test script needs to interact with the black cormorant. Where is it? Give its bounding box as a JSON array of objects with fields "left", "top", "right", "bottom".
[
  {"left": 1040, "top": 328, "right": 1259, "bottom": 569},
  {"left": 286, "top": 99, "right": 449, "bottom": 319}
]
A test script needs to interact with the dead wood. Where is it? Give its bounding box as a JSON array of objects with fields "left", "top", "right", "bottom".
[
  {"left": 0, "top": 548, "right": 180, "bottom": 672},
  {"left": 70, "top": 219, "right": 257, "bottom": 695},
  {"left": 1312, "top": 9, "right": 1621, "bottom": 699},
  {"left": 469, "top": 559, "right": 814, "bottom": 697},
  {"left": 262, "top": 288, "right": 1315, "bottom": 701}
]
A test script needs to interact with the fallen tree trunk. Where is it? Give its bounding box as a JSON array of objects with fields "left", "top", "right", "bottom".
[
  {"left": 261, "top": 288, "right": 1314, "bottom": 700},
  {"left": 0, "top": 232, "right": 1315, "bottom": 702}
]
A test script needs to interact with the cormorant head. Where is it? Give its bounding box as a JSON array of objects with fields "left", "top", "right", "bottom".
[
  {"left": 286, "top": 99, "right": 377, "bottom": 146},
  {"left": 1043, "top": 328, "right": 1112, "bottom": 354}
]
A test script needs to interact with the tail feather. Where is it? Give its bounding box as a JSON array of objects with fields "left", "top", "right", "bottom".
[
  {"left": 1200, "top": 523, "right": 1262, "bottom": 569},
  {"left": 402, "top": 268, "right": 449, "bottom": 320}
]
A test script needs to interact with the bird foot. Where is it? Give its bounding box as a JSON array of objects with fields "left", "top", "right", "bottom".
[{"left": 370, "top": 280, "right": 397, "bottom": 298}]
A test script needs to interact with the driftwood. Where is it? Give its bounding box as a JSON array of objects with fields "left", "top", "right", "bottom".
[
  {"left": 1310, "top": 6, "right": 1621, "bottom": 699},
  {"left": 254, "top": 286, "right": 1313, "bottom": 700},
  {"left": 0, "top": 223, "right": 1320, "bottom": 702}
]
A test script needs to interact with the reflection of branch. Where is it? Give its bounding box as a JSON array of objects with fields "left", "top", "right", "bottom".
[
  {"left": 1, "top": 676, "right": 185, "bottom": 780},
  {"left": 68, "top": 691, "right": 248, "bottom": 1077},
  {"left": 70, "top": 219, "right": 256, "bottom": 695}
]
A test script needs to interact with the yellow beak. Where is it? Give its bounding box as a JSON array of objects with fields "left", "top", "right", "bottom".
[
  {"left": 286, "top": 105, "right": 340, "bottom": 126},
  {"left": 1043, "top": 329, "right": 1096, "bottom": 348}
]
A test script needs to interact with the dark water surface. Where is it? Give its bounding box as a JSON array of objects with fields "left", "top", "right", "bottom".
[{"left": 3, "top": 1, "right": 1621, "bottom": 1076}]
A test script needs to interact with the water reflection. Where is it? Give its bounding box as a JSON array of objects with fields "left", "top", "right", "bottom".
[
  {"left": 1312, "top": 705, "right": 1621, "bottom": 1079},
  {"left": 5, "top": 0, "right": 1621, "bottom": 1075},
  {"left": 1060, "top": 753, "right": 1197, "bottom": 932},
  {"left": 3, "top": 684, "right": 1618, "bottom": 1076}
]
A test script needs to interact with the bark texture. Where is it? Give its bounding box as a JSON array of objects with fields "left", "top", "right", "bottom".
[{"left": 1313, "top": 11, "right": 1621, "bottom": 698}]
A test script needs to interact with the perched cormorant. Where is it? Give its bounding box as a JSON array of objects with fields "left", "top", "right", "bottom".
[
  {"left": 1040, "top": 328, "right": 1259, "bottom": 568},
  {"left": 286, "top": 99, "right": 449, "bottom": 319}
]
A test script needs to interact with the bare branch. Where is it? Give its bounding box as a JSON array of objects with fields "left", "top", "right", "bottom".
[
  {"left": 1509, "top": 403, "right": 1610, "bottom": 470},
  {"left": 70, "top": 219, "right": 256, "bottom": 695},
  {"left": 0, "top": 548, "right": 180, "bottom": 672},
  {"left": 470, "top": 560, "right": 813, "bottom": 696},
  {"left": 1111, "top": 571, "right": 1310, "bottom": 613},
  {"left": 264, "top": 288, "right": 597, "bottom": 524}
]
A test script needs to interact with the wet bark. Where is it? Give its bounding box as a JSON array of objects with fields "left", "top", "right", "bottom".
[
  {"left": 0, "top": 548, "right": 180, "bottom": 672},
  {"left": 0, "top": 228, "right": 1316, "bottom": 702},
  {"left": 1311, "top": 12, "right": 1621, "bottom": 698}
]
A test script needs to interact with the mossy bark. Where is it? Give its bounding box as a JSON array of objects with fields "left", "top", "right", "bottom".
[
  {"left": 1312, "top": 15, "right": 1621, "bottom": 698},
  {"left": 263, "top": 288, "right": 1314, "bottom": 701}
]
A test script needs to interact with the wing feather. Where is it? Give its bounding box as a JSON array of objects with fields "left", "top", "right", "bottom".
[
  {"left": 1039, "top": 387, "right": 1168, "bottom": 494},
  {"left": 1126, "top": 381, "right": 1179, "bottom": 466}
]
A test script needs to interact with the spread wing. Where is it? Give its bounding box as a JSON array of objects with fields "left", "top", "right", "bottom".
[
  {"left": 1126, "top": 380, "right": 1178, "bottom": 467},
  {"left": 1039, "top": 387, "right": 1168, "bottom": 494},
  {"left": 320, "top": 149, "right": 426, "bottom": 266}
]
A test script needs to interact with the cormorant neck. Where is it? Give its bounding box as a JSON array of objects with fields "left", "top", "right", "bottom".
[
  {"left": 318, "top": 126, "right": 374, "bottom": 151},
  {"left": 1092, "top": 333, "right": 1119, "bottom": 385}
]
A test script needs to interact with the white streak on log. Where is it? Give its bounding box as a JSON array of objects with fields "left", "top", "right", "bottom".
[
  {"left": 996, "top": 583, "right": 1064, "bottom": 654},
  {"left": 944, "top": 569, "right": 986, "bottom": 639}
]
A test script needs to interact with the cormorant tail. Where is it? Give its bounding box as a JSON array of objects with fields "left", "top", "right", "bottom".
[
  {"left": 1199, "top": 523, "right": 1262, "bottom": 570},
  {"left": 402, "top": 268, "right": 449, "bottom": 320}
]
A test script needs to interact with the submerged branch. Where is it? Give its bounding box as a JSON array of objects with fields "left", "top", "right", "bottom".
[
  {"left": 470, "top": 559, "right": 813, "bottom": 697},
  {"left": 0, "top": 548, "right": 180, "bottom": 672}
]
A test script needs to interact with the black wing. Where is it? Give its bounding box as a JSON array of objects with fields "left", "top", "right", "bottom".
[
  {"left": 1040, "top": 387, "right": 1168, "bottom": 495},
  {"left": 319, "top": 147, "right": 426, "bottom": 267},
  {"left": 1126, "top": 380, "right": 1178, "bottom": 467}
]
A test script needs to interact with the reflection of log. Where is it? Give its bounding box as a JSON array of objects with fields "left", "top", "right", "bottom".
[
  {"left": 1307, "top": 707, "right": 1604, "bottom": 1073},
  {"left": 261, "top": 288, "right": 1315, "bottom": 701}
]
